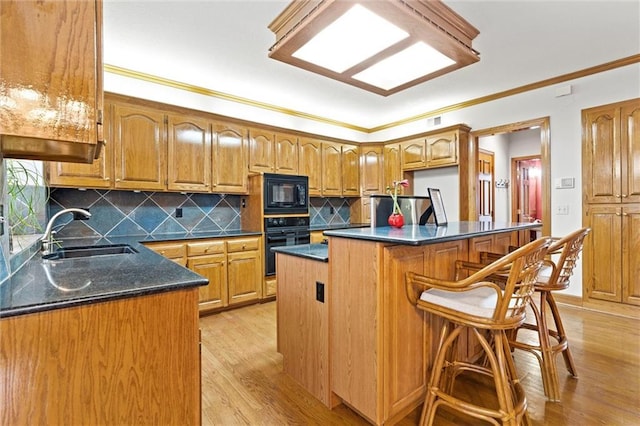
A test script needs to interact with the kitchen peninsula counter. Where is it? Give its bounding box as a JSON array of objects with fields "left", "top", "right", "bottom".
[
  {"left": 275, "top": 221, "right": 540, "bottom": 425},
  {"left": 0, "top": 230, "right": 271, "bottom": 424}
]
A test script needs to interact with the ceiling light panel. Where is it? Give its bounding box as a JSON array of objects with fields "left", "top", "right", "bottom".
[
  {"left": 269, "top": 0, "right": 480, "bottom": 96},
  {"left": 292, "top": 4, "right": 409, "bottom": 73},
  {"left": 353, "top": 42, "right": 456, "bottom": 90}
]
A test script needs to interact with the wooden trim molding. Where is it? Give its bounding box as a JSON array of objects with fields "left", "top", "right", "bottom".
[
  {"left": 105, "top": 54, "right": 640, "bottom": 135},
  {"left": 470, "top": 117, "right": 551, "bottom": 236}
]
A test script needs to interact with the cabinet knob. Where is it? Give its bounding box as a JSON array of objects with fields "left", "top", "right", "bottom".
[{"left": 622, "top": 194, "right": 628, "bottom": 198}]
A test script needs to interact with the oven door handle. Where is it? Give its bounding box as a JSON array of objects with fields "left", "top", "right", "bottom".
[{"left": 266, "top": 234, "right": 294, "bottom": 243}]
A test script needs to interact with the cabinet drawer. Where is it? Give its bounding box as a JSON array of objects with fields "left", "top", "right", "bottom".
[
  {"left": 187, "top": 240, "right": 225, "bottom": 256},
  {"left": 227, "top": 237, "right": 260, "bottom": 253},
  {"left": 144, "top": 242, "right": 186, "bottom": 259}
]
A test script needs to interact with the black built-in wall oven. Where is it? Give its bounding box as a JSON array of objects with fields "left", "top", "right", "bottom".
[
  {"left": 263, "top": 173, "right": 310, "bottom": 276},
  {"left": 264, "top": 216, "right": 310, "bottom": 276}
]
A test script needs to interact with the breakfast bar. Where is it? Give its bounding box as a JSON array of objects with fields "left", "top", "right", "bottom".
[{"left": 274, "top": 221, "right": 539, "bottom": 425}]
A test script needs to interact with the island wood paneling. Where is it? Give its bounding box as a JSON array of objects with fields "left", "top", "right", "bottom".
[{"left": 276, "top": 253, "right": 336, "bottom": 407}]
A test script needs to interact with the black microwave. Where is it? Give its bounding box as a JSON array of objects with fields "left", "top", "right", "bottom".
[{"left": 263, "top": 173, "right": 309, "bottom": 215}]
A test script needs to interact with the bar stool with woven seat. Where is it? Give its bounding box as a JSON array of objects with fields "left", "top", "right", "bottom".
[
  {"left": 406, "top": 237, "right": 551, "bottom": 426},
  {"left": 455, "top": 228, "right": 590, "bottom": 402}
]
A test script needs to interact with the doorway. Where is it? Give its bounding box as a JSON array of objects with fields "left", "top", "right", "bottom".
[
  {"left": 512, "top": 156, "right": 542, "bottom": 222},
  {"left": 471, "top": 117, "right": 551, "bottom": 237}
]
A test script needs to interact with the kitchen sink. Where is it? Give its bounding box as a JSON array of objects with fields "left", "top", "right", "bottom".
[{"left": 42, "top": 244, "right": 138, "bottom": 261}]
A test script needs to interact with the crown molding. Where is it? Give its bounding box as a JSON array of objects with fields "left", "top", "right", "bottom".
[{"left": 105, "top": 54, "right": 640, "bottom": 134}]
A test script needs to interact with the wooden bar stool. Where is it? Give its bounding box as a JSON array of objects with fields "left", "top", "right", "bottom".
[
  {"left": 509, "top": 228, "right": 590, "bottom": 401},
  {"left": 455, "top": 228, "right": 590, "bottom": 402},
  {"left": 406, "top": 238, "right": 551, "bottom": 425}
]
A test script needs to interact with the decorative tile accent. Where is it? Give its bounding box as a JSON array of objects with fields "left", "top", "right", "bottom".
[
  {"left": 309, "top": 197, "right": 351, "bottom": 226},
  {"left": 49, "top": 188, "right": 243, "bottom": 238}
]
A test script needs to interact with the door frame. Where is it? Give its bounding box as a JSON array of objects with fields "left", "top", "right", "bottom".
[{"left": 470, "top": 117, "right": 551, "bottom": 237}]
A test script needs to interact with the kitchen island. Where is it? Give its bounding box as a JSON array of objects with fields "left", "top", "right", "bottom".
[
  {"left": 275, "top": 221, "right": 539, "bottom": 425},
  {"left": 0, "top": 236, "right": 211, "bottom": 425}
]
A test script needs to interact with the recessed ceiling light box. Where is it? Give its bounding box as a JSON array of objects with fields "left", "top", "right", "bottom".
[{"left": 268, "top": 0, "right": 480, "bottom": 96}]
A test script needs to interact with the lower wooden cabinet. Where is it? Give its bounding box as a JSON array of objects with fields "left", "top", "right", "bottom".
[
  {"left": 0, "top": 289, "right": 201, "bottom": 425},
  {"left": 143, "top": 241, "right": 187, "bottom": 266},
  {"left": 145, "top": 236, "right": 263, "bottom": 314},
  {"left": 583, "top": 204, "right": 640, "bottom": 305}
]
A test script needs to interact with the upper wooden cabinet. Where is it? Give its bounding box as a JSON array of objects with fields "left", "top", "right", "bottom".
[
  {"left": 248, "top": 128, "right": 274, "bottom": 173},
  {"left": 212, "top": 122, "right": 248, "bottom": 193},
  {"left": 400, "top": 138, "right": 427, "bottom": 170},
  {"left": 48, "top": 94, "right": 249, "bottom": 194},
  {"left": 299, "top": 138, "right": 323, "bottom": 196},
  {"left": 400, "top": 130, "right": 459, "bottom": 171},
  {"left": 0, "top": 0, "right": 104, "bottom": 163},
  {"left": 321, "top": 142, "right": 343, "bottom": 196},
  {"left": 426, "top": 131, "right": 458, "bottom": 167},
  {"left": 341, "top": 144, "right": 360, "bottom": 197},
  {"left": 167, "top": 113, "right": 211, "bottom": 192},
  {"left": 583, "top": 98, "right": 640, "bottom": 204},
  {"left": 248, "top": 129, "right": 298, "bottom": 175},
  {"left": 383, "top": 143, "right": 402, "bottom": 190},
  {"left": 275, "top": 133, "right": 299, "bottom": 175},
  {"left": 47, "top": 100, "right": 113, "bottom": 188},
  {"left": 112, "top": 101, "right": 167, "bottom": 191},
  {"left": 360, "top": 145, "right": 383, "bottom": 194}
]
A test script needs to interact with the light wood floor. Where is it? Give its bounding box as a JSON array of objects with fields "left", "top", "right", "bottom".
[{"left": 200, "top": 301, "right": 640, "bottom": 425}]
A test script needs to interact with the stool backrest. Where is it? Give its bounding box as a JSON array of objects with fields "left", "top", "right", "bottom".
[
  {"left": 544, "top": 228, "right": 591, "bottom": 290},
  {"left": 497, "top": 237, "right": 552, "bottom": 322}
]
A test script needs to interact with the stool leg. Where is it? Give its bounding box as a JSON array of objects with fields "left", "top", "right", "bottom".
[
  {"left": 546, "top": 293, "right": 578, "bottom": 377},
  {"left": 533, "top": 292, "right": 562, "bottom": 402},
  {"left": 421, "top": 321, "right": 455, "bottom": 425}
]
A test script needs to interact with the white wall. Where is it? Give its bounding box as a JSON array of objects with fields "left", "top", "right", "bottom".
[{"left": 413, "top": 167, "right": 460, "bottom": 221}]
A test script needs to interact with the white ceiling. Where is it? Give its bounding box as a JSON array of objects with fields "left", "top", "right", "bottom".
[{"left": 103, "top": 0, "right": 640, "bottom": 129}]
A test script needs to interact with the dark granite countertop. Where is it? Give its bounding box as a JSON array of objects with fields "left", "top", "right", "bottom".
[
  {"left": 323, "top": 222, "right": 541, "bottom": 245},
  {"left": 0, "top": 230, "right": 262, "bottom": 318},
  {"left": 271, "top": 243, "right": 329, "bottom": 262},
  {"left": 308, "top": 223, "right": 369, "bottom": 232}
]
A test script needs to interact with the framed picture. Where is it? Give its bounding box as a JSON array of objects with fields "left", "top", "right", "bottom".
[{"left": 428, "top": 188, "right": 448, "bottom": 226}]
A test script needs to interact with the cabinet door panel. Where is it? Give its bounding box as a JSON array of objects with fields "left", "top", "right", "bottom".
[
  {"left": 342, "top": 144, "right": 360, "bottom": 196},
  {"left": 622, "top": 206, "right": 640, "bottom": 305},
  {"left": 188, "top": 255, "right": 227, "bottom": 310},
  {"left": 113, "top": 103, "right": 166, "bottom": 190},
  {"left": 167, "top": 114, "right": 211, "bottom": 192},
  {"left": 213, "top": 122, "right": 248, "bottom": 193},
  {"left": 0, "top": 0, "right": 100, "bottom": 148},
  {"left": 426, "top": 132, "right": 457, "bottom": 167},
  {"left": 322, "top": 142, "right": 342, "bottom": 196},
  {"left": 583, "top": 106, "right": 621, "bottom": 203},
  {"left": 584, "top": 205, "right": 622, "bottom": 302},
  {"left": 361, "top": 146, "right": 383, "bottom": 194},
  {"left": 400, "top": 139, "right": 426, "bottom": 170},
  {"left": 621, "top": 103, "right": 640, "bottom": 203},
  {"left": 227, "top": 251, "right": 262, "bottom": 305},
  {"left": 248, "top": 129, "right": 274, "bottom": 173},
  {"left": 384, "top": 143, "right": 401, "bottom": 190},
  {"left": 299, "top": 138, "right": 322, "bottom": 196},
  {"left": 275, "top": 133, "right": 299, "bottom": 175}
]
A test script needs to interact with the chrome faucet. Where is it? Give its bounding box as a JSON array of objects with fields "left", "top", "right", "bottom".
[{"left": 41, "top": 208, "right": 92, "bottom": 254}]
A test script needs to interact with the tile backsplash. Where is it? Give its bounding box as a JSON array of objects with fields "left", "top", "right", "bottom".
[{"left": 49, "top": 188, "right": 351, "bottom": 239}]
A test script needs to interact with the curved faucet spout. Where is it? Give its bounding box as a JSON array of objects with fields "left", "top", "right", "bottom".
[{"left": 41, "top": 208, "right": 92, "bottom": 254}]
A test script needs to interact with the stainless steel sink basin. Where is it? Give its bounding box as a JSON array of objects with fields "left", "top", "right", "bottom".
[{"left": 42, "top": 244, "right": 138, "bottom": 260}]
